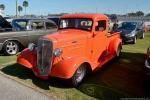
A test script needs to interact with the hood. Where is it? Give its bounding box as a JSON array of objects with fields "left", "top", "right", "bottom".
[
  {"left": 118, "top": 29, "right": 134, "bottom": 35},
  {"left": 0, "top": 15, "right": 12, "bottom": 29},
  {"left": 43, "top": 29, "right": 91, "bottom": 47}
]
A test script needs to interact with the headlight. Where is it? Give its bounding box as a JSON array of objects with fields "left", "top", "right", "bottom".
[
  {"left": 54, "top": 48, "right": 62, "bottom": 57},
  {"left": 125, "top": 33, "right": 134, "bottom": 37},
  {"left": 28, "top": 43, "right": 36, "bottom": 51}
]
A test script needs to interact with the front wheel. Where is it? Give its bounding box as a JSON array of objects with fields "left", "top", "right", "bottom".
[
  {"left": 141, "top": 33, "right": 145, "bottom": 39},
  {"left": 132, "top": 36, "right": 137, "bottom": 44},
  {"left": 3, "top": 41, "right": 19, "bottom": 56},
  {"left": 71, "top": 64, "right": 87, "bottom": 87}
]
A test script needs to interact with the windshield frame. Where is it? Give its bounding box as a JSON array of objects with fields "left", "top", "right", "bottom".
[{"left": 59, "top": 18, "right": 93, "bottom": 31}]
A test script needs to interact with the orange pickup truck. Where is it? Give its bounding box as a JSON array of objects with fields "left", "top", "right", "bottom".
[{"left": 17, "top": 13, "right": 122, "bottom": 86}]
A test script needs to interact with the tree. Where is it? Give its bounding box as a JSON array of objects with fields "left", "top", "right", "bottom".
[
  {"left": 146, "top": 13, "right": 150, "bottom": 17},
  {"left": 127, "top": 12, "right": 137, "bottom": 17},
  {"left": 136, "top": 11, "right": 144, "bottom": 16},
  {"left": 23, "top": 0, "right": 29, "bottom": 15},
  {"left": 0, "top": 4, "right": 5, "bottom": 10},
  {"left": 18, "top": 5, "right": 23, "bottom": 15}
]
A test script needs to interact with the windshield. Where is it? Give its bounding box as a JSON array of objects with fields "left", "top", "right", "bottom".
[
  {"left": 118, "top": 22, "right": 137, "bottom": 30},
  {"left": 59, "top": 18, "right": 93, "bottom": 31}
]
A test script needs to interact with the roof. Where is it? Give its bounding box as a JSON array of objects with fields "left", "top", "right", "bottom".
[
  {"left": 13, "top": 18, "right": 48, "bottom": 21},
  {"left": 61, "top": 13, "right": 108, "bottom": 20},
  {"left": 12, "top": 18, "right": 57, "bottom": 25}
]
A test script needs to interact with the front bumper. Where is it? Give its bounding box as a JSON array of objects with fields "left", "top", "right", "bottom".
[
  {"left": 0, "top": 43, "right": 3, "bottom": 51},
  {"left": 122, "top": 36, "right": 134, "bottom": 43}
]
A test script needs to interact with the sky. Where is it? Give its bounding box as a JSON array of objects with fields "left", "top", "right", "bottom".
[{"left": 0, "top": 0, "right": 150, "bottom": 16}]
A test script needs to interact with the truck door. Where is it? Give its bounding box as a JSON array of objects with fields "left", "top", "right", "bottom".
[{"left": 92, "top": 20, "right": 108, "bottom": 63}]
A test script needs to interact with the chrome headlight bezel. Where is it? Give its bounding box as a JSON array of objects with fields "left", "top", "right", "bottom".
[
  {"left": 54, "top": 48, "right": 62, "bottom": 57},
  {"left": 28, "top": 43, "right": 36, "bottom": 51}
]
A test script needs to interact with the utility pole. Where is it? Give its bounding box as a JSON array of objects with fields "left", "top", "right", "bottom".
[{"left": 16, "top": 0, "right": 18, "bottom": 17}]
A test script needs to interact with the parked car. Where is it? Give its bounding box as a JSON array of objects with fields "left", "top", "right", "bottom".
[
  {"left": 0, "top": 17, "right": 58, "bottom": 56},
  {"left": 4, "top": 16, "right": 13, "bottom": 23},
  {"left": 118, "top": 21, "right": 145, "bottom": 44},
  {"left": 145, "top": 25, "right": 150, "bottom": 31},
  {"left": 17, "top": 13, "right": 122, "bottom": 86},
  {"left": 0, "top": 15, "right": 13, "bottom": 32},
  {"left": 47, "top": 16, "right": 60, "bottom": 26},
  {"left": 145, "top": 46, "right": 150, "bottom": 73}
]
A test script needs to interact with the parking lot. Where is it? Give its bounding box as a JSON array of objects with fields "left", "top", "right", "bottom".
[{"left": 0, "top": 32, "right": 149, "bottom": 100}]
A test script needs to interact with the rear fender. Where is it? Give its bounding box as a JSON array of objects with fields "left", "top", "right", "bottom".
[
  {"left": 108, "top": 38, "right": 122, "bottom": 54},
  {"left": 51, "top": 57, "right": 91, "bottom": 79}
]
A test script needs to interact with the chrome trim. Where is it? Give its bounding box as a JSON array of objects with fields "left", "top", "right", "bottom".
[{"left": 37, "top": 38, "right": 53, "bottom": 76}]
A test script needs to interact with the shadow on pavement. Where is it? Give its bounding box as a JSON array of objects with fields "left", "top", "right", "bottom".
[
  {"left": 1, "top": 51, "right": 150, "bottom": 99},
  {"left": 1, "top": 64, "right": 71, "bottom": 90}
]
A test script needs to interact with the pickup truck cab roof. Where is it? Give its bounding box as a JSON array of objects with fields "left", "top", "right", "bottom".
[{"left": 61, "top": 13, "right": 108, "bottom": 20}]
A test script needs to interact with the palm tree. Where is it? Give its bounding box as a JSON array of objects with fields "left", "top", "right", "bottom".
[
  {"left": 18, "top": 5, "right": 23, "bottom": 16},
  {"left": 0, "top": 4, "right": 5, "bottom": 10},
  {"left": 23, "top": 0, "right": 29, "bottom": 15}
]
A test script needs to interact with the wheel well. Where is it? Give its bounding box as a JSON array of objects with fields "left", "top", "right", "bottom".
[
  {"left": 3, "top": 40, "right": 24, "bottom": 51},
  {"left": 82, "top": 62, "right": 92, "bottom": 74}
]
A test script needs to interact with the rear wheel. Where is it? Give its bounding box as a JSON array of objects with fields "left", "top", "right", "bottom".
[
  {"left": 3, "top": 41, "right": 19, "bottom": 56},
  {"left": 71, "top": 64, "right": 87, "bottom": 87}
]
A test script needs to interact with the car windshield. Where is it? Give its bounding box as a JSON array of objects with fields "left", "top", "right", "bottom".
[
  {"left": 118, "top": 22, "right": 137, "bottom": 30},
  {"left": 59, "top": 18, "right": 93, "bottom": 31}
]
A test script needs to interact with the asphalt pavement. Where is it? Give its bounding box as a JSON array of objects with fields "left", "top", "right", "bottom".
[{"left": 0, "top": 74, "right": 54, "bottom": 100}]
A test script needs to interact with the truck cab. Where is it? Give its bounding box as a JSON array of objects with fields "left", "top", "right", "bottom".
[{"left": 17, "top": 13, "right": 122, "bottom": 86}]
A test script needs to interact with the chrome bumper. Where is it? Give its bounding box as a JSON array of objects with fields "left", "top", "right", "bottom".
[
  {"left": 0, "top": 43, "right": 3, "bottom": 51},
  {"left": 145, "top": 58, "right": 150, "bottom": 69}
]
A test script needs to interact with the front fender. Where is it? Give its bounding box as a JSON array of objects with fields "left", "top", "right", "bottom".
[
  {"left": 17, "top": 48, "right": 36, "bottom": 69},
  {"left": 50, "top": 57, "right": 90, "bottom": 79}
]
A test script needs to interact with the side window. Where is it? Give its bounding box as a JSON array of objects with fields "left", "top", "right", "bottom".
[
  {"left": 31, "top": 21, "right": 45, "bottom": 30},
  {"left": 45, "top": 22, "right": 57, "bottom": 29},
  {"left": 95, "top": 20, "right": 106, "bottom": 31}
]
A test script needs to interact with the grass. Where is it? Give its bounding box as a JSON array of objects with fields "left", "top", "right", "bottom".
[
  {"left": 0, "top": 55, "right": 16, "bottom": 66},
  {"left": 0, "top": 32, "right": 150, "bottom": 100}
]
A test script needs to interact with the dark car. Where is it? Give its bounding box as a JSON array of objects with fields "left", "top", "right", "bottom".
[
  {"left": 118, "top": 21, "right": 145, "bottom": 44},
  {"left": 47, "top": 16, "right": 60, "bottom": 26},
  {"left": 0, "top": 17, "right": 58, "bottom": 56}
]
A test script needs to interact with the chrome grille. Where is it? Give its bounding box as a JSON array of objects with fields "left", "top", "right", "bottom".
[{"left": 37, "top": 38, "right": 53, "bottom": 76}]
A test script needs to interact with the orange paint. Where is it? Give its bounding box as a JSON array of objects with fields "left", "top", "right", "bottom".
[{"left": 17, "top": 13, "right": 122, "bottom": 80}]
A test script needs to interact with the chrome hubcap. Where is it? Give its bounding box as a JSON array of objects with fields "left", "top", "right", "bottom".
[
  {"left": 74, "top": 66, "right": 85, "bottom": 83},
  {"left": 6, "top": 41, "right": 18, "bottom": 55}
]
